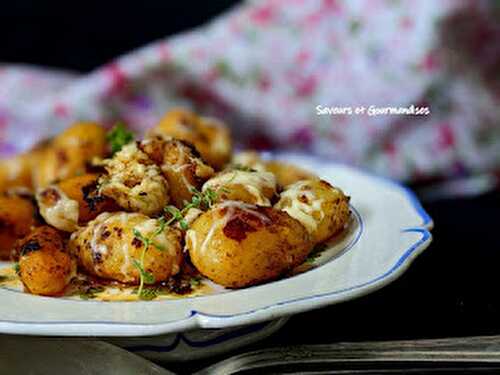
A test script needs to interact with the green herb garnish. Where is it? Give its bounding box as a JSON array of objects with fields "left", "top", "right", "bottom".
[
  {"left": 13, "top": 263, "right": 20, "bottom": 275},
  {"left": 305, "top": 243, "right": 327, "bottom": 264},
  {"left": 232, "top": 164, "right": 256, "bottom": 172},
  {"left": 163, "top": 187, "right": 223, "bottom": 231},
  {"left": 133, "top": 286, "right": 158, "bottom": 301},
  {"left": 107, "top": 122, "right": 134, "bottom": 155},
  {"left": 132, "top": 218, "right": 168, "bottom": 299},
  {"left": 79, "top": 286, "right": 105, "bottom": 300},
  {"left": 190, "top": 276, "right": 203, "bottom": 288}
]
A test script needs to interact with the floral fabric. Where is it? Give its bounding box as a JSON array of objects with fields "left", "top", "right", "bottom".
[{"left": 0, "top": 0, "right": 499, "bottom": 185}]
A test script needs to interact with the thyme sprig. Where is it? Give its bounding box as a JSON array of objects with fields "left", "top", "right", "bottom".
[
  {"left": 132, "top": 217, "right": 167, "bottom": 299},
  {"left": 163, "top": 187, "right": 226, "bottom": 230}
]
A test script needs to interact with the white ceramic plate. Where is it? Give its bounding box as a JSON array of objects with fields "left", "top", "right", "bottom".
[{"left": 0, "top": 153, "right": 432, "bottom": 337}]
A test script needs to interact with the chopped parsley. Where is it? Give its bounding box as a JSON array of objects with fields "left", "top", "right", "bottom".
[{"left": 107, "top": 123, "right": 134, "bottom": 155}]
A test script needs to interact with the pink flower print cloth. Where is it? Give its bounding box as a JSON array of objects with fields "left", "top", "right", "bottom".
[{"left": 0, "top": 0, "right": 499, "bottom": 187}]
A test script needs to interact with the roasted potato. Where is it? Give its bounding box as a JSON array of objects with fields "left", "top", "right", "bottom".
[
  {"left": 148, "top": 108, "right": 232, "bottom": 170},
  {"left": 69, "top": 212, "right": 183, "bottom": 284},
  {"left": 98, "top": 143, "right": 169, "bottom": 216},
  {"left": 186, "top": 201, "right": 312, "bottom": 288},
  {"left": 0, "top": 195, "right": 36, "bottom": 259},
  {"left": 140, "top": 136, "right": 214, "bottom": 208},
  {"left": 232, "top": 151, "right": 317, "bottom": 187},
  {"left": 274, "top": 179, "right": 350, "bottom": 244},
  {"left": 33, "top": 122, "right": 106, "bottom": 188},
  {"left": 202, "top": 170, "right": 277, "bottom": 206},
  {"left": 231, "top": 151, "right": 267, "bottom": 172},
  {"left": 265, "top": 160, "right": 317, "bottom": 187},
  {"left": 37, "top": 173, "right": 118, "bottom": 232},
  {"left": 0, "top": 153, "right": 34, "bottom": 191},
  {"left": 18, "top": 226, "right": 76, "bottom": 296}
]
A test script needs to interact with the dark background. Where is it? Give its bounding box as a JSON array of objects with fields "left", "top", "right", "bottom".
[
  {"left": 1, "top": 2, "right": 500, "bottom": 372},
  {"left": 0, "top": 1, "right": 239, "bottom": 72}
]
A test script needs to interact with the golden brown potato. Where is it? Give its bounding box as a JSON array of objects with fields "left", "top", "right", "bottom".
[
  {"left": 0, "top": 153, "right": 34, "bottom": 191},
  {"left": 231, "top": 151, "right": 317, "bottom": 187},
  {"left": 69, "top": 212, "right": 183, "bottom": 284},
  {"left": 148, "top": 108, "right": 232, "bottom": 170},
  {"left": 33, "top": 122, "right": 106, "bottom": 188},
  {"left": 274, "top": 179, "right": 350, "bottom": 245},
  {"left": 98, "top": 143, "right": 169, "bottom": 216},
  {"left": 140, "top": 136, "right": 214, "bottom": 208},
  {"left": 37, "top": 174, "right": 118, "bottom": 232},
  {"left": 58, "top": 173, "right": 119, "bottom": 223},
  {"left": 0, "top": 195, "right": 36, "bottom": 260},
  {"left": 265, "top": 160, "right": 317, "bottom": 187},
  {"left": 186, "top": 201, "right": 312, "bottom": 288},
  {"left": 202, "top": 170, "right": 277, "bottom": 206},
  {"left": 18, "top": 226, "right": 76, "bottom": 296},
  {"left": 231, "top": 151, "right": 267, "bottom": 172}
]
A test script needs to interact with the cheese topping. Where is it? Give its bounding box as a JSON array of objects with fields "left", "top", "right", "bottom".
[
  {"left": 203, "top": 170, "right": 276, "bottom": 206},
  {"left": 37, "top": 186, "right": 79, "bottom": 232},
  {"left": 275, "top": 181, "right": 324, "bottom": 233},
  {"left": 192, "top": 201, "right": 271, "bottom": 257}
]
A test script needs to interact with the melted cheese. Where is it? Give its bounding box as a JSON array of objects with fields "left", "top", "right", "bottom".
[
  {"left": 232, "top": 151, "right": 267, "bottom": 173},
  {"left": 275, "top": 181, "right": 324, "bottom": 233},
  {"left": 100, "top": 143, "right": 169, "bottom": 216},
  {"left": 37, "top": 186, "right": 79, "bottom": 232},
  {"left": 203, "top": 171, "right": 276, "bottom": 206},
  {"left": 196, "top": 201, "right": 271, "bottom": 256}
]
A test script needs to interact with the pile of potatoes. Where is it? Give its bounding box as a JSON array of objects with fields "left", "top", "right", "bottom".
[{"left": 0, "top": 108, "right": 350, "bottom": 297}]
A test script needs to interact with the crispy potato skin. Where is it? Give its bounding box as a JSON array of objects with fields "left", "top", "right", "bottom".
[
  {"left": 275, "top": 179, "right": 350, "bottom": 244},
  {"left": 140, "top": 137, "right": 214, "bottom": 208},
  {"left": 265, "top": 161, "right": 317, "bottom": 187},
  {"left": 34, "top": 122, "right": 106, "bottom": 188},
  {"left": 69, "top": 212, "right": 183, "bottom": 284},
  {"left": 149, "top": 108, "right": 232, "bottom": 170},
  {"left": 99, "top": 143, "right": 169, "bottom": 216},
  {"left": 58, "top": 173, "right": 118, "bottom": 224},
  {"left": 18, "top": 226, "right": 76, "bottom": 296},
  {"left": 186, "top": 202, "right": 312, "bottom": 288},
  {"left": 0, "top": 195, "right": 36, "bottom": 260}
]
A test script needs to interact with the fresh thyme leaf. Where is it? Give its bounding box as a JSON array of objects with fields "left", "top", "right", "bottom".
[
  {"left": 190, "top": 276, "right": 203, "bottom": 288},
  {"left": 150, "top": 241, "right": 165, "bottom": 252},
  {"left": 132, "top": 259, "right": 155, "bottom": 284},
  {"left": 133, "top": 229, "right": 149, "bottom": 247},
  {"left": 107, "top": 123, "right": 134, "bottom": 155},
  {"left": 132, "top": 218, "right": 168, "bottom": 297},
  {"left": 305, "top": 243, "right": 327, "bottom": 264},
  {"left": 164, "top": 205, "right": 189, "bottom": 229},
  {"left": 79, "top": 286, "right": 105, "bottom": 300},
  {"left": 179, "top": 220, "right": 189, "bottom": 231},
  {"left": 233, "top": 164, "right": 256, "bottom": 172},
  {"left": 139, "top": 287, "right": 158, "bottom": 301}
]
